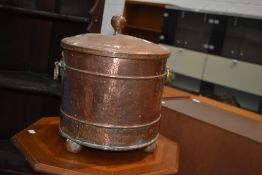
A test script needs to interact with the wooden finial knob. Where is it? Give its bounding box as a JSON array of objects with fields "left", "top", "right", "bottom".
[{"left": 111, "top": 15, "right": 126, "bottom": 35}]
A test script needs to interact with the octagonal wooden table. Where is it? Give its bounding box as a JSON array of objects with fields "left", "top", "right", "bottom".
[{"left": 12, "top": 117, "right": 179, "bottom": 175}]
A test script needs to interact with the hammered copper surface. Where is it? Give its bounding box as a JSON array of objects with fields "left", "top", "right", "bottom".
[
  {"left": 59, "top": 16, "right": 170, "bottom": 151},
  {"left": 60, "top": 50, "right": 167, "bottom": 150}
]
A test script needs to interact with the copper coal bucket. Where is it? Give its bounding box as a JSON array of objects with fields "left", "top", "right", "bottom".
[{"left": 55, "top": 16, "right": 170, "bottom": 152}]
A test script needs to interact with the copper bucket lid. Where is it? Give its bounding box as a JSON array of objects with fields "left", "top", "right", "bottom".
[{"left": 61, "top": 15, "right": 170, "bottom": 59}]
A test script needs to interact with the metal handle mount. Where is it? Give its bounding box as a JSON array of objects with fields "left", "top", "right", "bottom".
[{"left": 54, "top": 52, "right": 65, "bottom": 80}]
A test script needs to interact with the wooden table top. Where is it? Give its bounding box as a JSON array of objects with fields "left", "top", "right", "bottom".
[
  {"left": 193, "top": 95, "right": 262, "bottom": 122},
  {"left": 163, "top": 86, "right": 262, "bottom": 122},
  {"left": 162, "top": 98, "right": 262, "bottom": 144},
  {"left": 163, "top": 86, "right": 193, "bottom": 98},
  {"left": 12, "top": 117, "right": 179, "bottom": 175}
]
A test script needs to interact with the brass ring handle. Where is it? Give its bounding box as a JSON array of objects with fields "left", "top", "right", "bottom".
[
  {"left": 111, "top": 15, "right": 126, "bottom": 35},
  {"left": 164, "top": 67, "right": 175, "bottom": 85},
  {"left": 54, "top": 52, "right": 65, "bottom": 80}
]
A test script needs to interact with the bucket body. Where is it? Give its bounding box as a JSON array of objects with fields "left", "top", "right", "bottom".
[{"left": 59, "top": 50, "right": 167, "bottom": 151}]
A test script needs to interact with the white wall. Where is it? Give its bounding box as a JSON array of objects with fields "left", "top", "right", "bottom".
[{"left": 129, "top": 0, "right": 262, "bottom": 19}]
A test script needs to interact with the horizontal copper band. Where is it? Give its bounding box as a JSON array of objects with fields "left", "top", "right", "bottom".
[
  {"left": 65, "top": 65, "right": 166, "bottom": 79},
  {"left": 60, "top": 107, "right": 161, "bottom": 129},
  {"left": 59, "top": 128, "right": 159, "bottom": 151}
]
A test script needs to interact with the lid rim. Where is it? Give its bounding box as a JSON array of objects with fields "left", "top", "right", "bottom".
[
  {"left": 61, "top": 43, "right": 170, "bottom": 59},
  {"left": 61, "top": 33, "right": 170, "bottom": 59}
]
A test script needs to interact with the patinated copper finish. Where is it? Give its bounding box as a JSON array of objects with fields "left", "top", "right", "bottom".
[{"left": 59, "top": 15, "right": 170, "bottom": 151}]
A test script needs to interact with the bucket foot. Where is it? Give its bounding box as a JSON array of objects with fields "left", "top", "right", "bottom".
[
  {"left": 65, "top": 139, "right": 82, "bottom": 153},
  {"left": 144, "top": 142, "right": 157, "bottom": 153}
]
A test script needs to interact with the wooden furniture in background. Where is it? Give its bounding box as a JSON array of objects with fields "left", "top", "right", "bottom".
[
  {"left": 194, "top": 95, "right": 262, "bottom": 122},
  {"left": 160, "top": 7, "right": 262, "bottom": 113},
  {"left": 0, "top": 0, "right": 105, "bottom": 139},
  {"left": 163, "top": 85, "right": 193, "bottom": 98},
  {"left": 163, "top": 85, "right": 262, "bottom": 121},
  {"left": 160, "top": 96, "right": 262, "bottom": 175},
  {"left": 123, "top": 0, "right": 165, "bottom": 43},
  {"left": 12, "top": 117, "right": 179, "bottom": 175}
]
